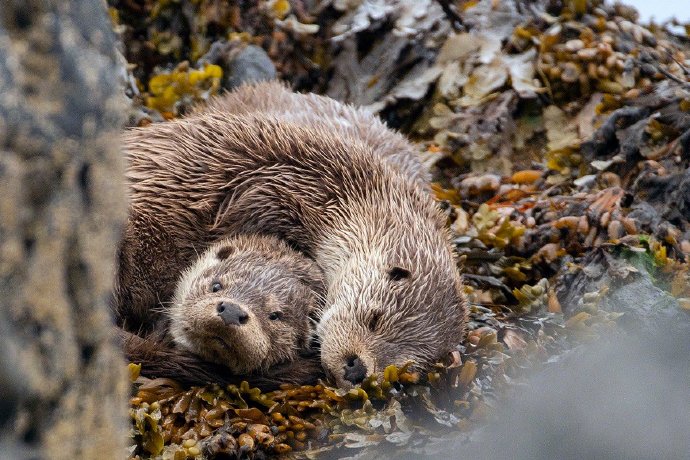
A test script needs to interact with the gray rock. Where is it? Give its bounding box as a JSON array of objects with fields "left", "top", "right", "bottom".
[
  {"left": 199, "top": 41, "right": 276, "bottom": 90},
  {"left": 224, "top": 45, "right": 276, "bottom": 89},
  {"left": 0, "top": 0, "right": 128, "bottom": 457}
]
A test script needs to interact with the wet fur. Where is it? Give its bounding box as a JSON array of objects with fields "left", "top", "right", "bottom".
[
  {"left": 116, "top": 81, "right": 467, "bottom": 388},
  {"left": 168, "top": 235, "right": 323, "bottom": 374},
  {"left": 196, "top": 81, "right": 430, "bottom": 186}
]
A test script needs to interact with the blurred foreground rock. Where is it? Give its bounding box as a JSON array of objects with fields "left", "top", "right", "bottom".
[{"left": 0, "top": 0, "right": 128, "bottom": 458}]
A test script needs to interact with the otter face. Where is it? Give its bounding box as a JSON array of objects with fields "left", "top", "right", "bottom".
[
  {"left": 317, "top": 226, "right": 467, "bottom": 389},
  {"left": 169, "top": 235, "right": 323, "bottom": 374}
]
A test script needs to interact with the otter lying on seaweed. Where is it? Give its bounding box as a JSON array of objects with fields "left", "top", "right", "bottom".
[
  {"left": 120, "top": 234, "right": 324, "bottom": 387},
  {"left": 117, "top": 81, "right": 467, "bottom": 388},
  {"left": 169, "top": 234, "right": 323, "bottom": 373}
]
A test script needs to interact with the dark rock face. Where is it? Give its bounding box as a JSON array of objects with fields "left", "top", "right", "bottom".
[{"left": 0, "top": 0, "right": 128, "bottom": 457}]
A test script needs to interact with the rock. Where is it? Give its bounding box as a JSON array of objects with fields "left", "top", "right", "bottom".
[
  {"left": 0, "top": 0, "right": 128, "bottom": 458},
  {"left": 456, "top": 320, "right": 690, "bottom": 459},
  {"left": 555, "top": 248, "right": 683, "bottom": 330},
  {"left": 225, "top": 45, "right": 276, "bottom": 89},
  {"left": 200, "top": 41, "right": 276, "bottom": 90},
  {"left": 603, "top": 271, "right": 681, "bottom": 327}
]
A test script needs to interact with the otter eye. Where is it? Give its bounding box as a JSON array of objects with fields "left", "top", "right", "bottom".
[
  {"left": 211, "top": 282, "right": 222, "bottom": 293},
  {"left": 269, "top": 311, "right": 283, "bottom": 321},
  {"left": 388, "top": 267, "right": 411, "bottom": 281},
  {"left": 368, "top": 311, "right": 383, "bottom": 331}
]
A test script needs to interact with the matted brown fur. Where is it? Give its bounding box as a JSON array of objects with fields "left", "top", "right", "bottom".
[
  {"left": 195, "top": 81, "right": 430, "bottom": 186},
  {"left": 116, "top": 81, "right": 467, "bottom": 388},
  {"left": 168, "top": 234, "right": 323, "bottom": 374},
  {"left": 118, "top": 328, "right": 323, "bottom": 390}
]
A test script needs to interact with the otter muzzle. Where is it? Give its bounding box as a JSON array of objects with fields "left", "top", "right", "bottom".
[
  {"left": 216, "top": 301, "right": 249, "bottom": 326},
  {"left": 343, "top": 355, "right": 367, "bottom": 385}
]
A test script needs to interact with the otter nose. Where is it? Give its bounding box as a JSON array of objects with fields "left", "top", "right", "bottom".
[
  {"left": 216, "top": 301, "right": 249, "bottom": 326},
  {"left": 343, "top": 355, "right": 367, "bottom": 385}
]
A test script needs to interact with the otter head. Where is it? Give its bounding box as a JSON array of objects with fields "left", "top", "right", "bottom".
[
  {"left": 169, "top": 235, "right": 323, "bottom": 374},
  {"left": 316, "top": 205, "right": 467, "bottom": 389}
]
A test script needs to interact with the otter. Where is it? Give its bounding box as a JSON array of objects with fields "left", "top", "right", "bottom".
[
  {"left": 117, "top": 82, "right": 467, "bottom": 388},
  {"left": 120, "top": 234, "right": 324, "bottom": 388},
  {"left": 194, "top": 81, "right": 430, "bottom": 186},
  {"left": 168, "top": 234, "right": 323, "bottom": 374}
]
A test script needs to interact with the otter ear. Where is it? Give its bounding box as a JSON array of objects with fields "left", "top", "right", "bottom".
[
  {"left": 216, "top": 245, "right": 235, "bottom": 260},
  {"left": 388, "top": 266, "right": 411, "bottom": 281}
]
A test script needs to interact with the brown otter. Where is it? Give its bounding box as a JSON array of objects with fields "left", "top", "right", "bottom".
[
  {"left": 119, "top": 234, "right": 324, "bottom": 388},
  {"left": 194, "top": 81, "right": 430, "bottom": 186},
  {"left": 168, "top": 234, "right": 323, "bottom": 374},
  {"left": 117, "top": 82, "right": 467, "bottom": 388}
]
